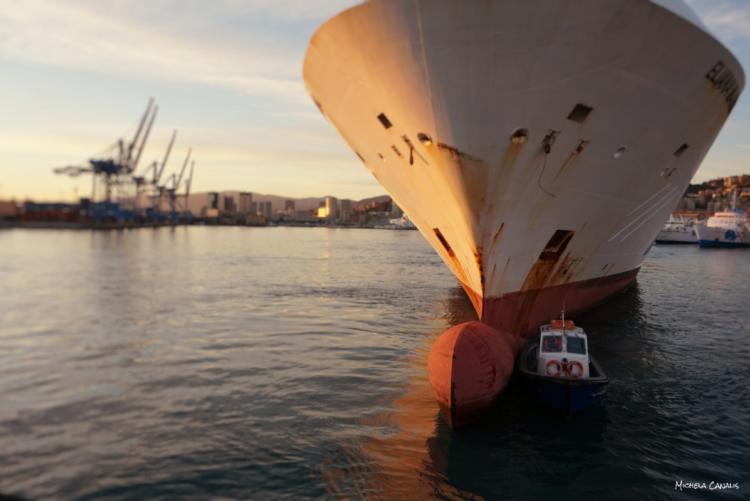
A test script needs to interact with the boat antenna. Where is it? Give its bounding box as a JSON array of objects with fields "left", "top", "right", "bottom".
[{"left": 561, "top": 302, "right": 566, "bottom": 337}]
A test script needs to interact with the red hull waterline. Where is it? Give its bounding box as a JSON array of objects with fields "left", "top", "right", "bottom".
[
  {"left": 465, "top": 268, "right": 640, "bottom": 338},
  {"left": 428, "top": 268, "right": 639, "bottom": 427}
]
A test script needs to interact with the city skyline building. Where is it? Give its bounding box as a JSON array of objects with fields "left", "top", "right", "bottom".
[
  {"left": 259, "top": 201, "right": 272, "bottom": 218},
  {"left": 239, "top": 192, "right": 253, "bottom": 214},
  {"left": 325, "top": 196, "right": 338, "bottom": 221},
  {"left": 222, "top": 195, "right": 235, "bottom": 213},
  {"left": 340, "top": 199, "right": 353, "bottom": 223}
]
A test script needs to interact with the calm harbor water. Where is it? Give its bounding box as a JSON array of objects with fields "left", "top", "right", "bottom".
[{"left": 0, "top": 227, "right": 748, "bottom": 499}]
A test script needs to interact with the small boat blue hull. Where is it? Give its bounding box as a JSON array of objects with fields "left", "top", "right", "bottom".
[
  {"left": 518, "top": 342, "right": 608, "bottom": 414},
  {"left": 530, "top": 377, "right": 608, "bottom": 413},
  {"left": 699, "top": 239, "right": 750, "bottom": 248}
]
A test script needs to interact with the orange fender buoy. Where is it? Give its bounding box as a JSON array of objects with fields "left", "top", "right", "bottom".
[{"left": 427, "top": 321, "right": 517, "bottom": 427}]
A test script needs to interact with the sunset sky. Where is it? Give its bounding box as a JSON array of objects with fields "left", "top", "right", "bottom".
[{"left": 1, "top": 0, "right": 749, "bottom": 201}]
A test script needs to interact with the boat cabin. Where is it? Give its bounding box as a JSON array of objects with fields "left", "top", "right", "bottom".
[
  {"left": 537, "top": 321, "right": 590, "bottom": 379},
  {"left": 705, "top": 210, "right": 747, "bottom": 229}
]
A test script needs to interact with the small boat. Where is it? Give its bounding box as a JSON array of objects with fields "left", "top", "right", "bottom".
[
  {"left": 655, "top": 214, "right": 697, "bottom": 244},
  {"left": 695, "top": 191, "right": 750, "bottom": 248},
  {"left": 518, "top": 317, "right": 608, "bottom": 413}
]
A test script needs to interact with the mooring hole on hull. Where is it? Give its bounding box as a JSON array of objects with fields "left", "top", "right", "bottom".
[
  {"left": 433, "top": 228, "right": 455, "bottom": 257},
  {"left": 567, "top": 103, "right": 593, "bottom": 124},
  {"left": 377, "top": 112, "right": 392, "bottom": 129},
  {"left": 673, "top": 143, "right": 689, "bottom": 157},
  {"left": 540, "top": 230, "right": 575, "bottom": 260}
]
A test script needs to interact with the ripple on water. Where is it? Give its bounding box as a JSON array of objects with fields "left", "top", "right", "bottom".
[{"left": 0, "top": 229, "right": 748, "bottom": 499}]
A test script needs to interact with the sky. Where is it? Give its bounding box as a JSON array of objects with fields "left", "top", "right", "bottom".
[{"left": 0, "top": 0, "right": 749, "bottom": 201}]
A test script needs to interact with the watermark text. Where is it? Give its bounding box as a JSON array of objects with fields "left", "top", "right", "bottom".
[{"left": 675, "top": 480, "right": 740, "bottom": 492}]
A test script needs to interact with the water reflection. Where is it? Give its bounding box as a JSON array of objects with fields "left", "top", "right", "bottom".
[
  {"left": 1, "top": 230, "right": 747, "bottom": 499},
  {"left": 321, "top": 287, "right": 475, "bottom": 498},
  {"left": 442, "top": 286, "right": 479, "bottom": 326}
]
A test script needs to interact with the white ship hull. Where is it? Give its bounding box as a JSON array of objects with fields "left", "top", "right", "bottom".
[
  {"left": 655, "top": 220, "right": 698, "bottom": 243},
  {"left": 695, "top": 218, "right": 750, "bottom": 248},
  {"left": 304, "top": 0, "right": 743, "bottom": 336},
  {"left": 655, "top": 228, "right": 697, "bottom": 243}
]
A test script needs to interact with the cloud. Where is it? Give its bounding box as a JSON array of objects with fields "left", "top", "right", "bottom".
[
  {"left": 689, "top": 0, "right": 750, "bottom": 40},
  {"left": 191, "top": 0, "right": 357, "bottom": 22},
  {"left": 0, "top": 0, "right": 357, "bottom": 102}
]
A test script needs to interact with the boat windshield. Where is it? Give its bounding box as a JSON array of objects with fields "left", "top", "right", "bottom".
[
  {"left": 541, "top": 335, "right": 562, "bottom": 353},
  {"left": 566, "top": 337, "right": 586, "bottom": 355}
]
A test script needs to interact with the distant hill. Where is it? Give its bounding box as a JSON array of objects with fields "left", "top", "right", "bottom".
[
  {"left": 688, "top": 174, "right": 750, "bottom": 193},
  {"left": 353, "top": 195, "right": 392, "bottom": 211}
]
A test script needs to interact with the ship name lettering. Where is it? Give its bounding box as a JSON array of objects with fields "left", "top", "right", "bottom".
[{"left": 705, "top": 61, "right": 740, "bottom": 112}]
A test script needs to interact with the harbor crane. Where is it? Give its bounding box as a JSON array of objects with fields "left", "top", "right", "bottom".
[
  {"left": 164, "top": 148, "right": 193, "bottom": 219},
  {"left": 53, "top": 99, "right": 158, "bottom": 203},
  {"left": 133, "top": 129, "right": 177, "bottom": 212},
  {"left": 52, "top": 98, "right": 197, "bottom": 224}
]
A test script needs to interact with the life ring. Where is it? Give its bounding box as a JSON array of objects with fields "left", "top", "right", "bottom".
[
  {"left": 546, "top": 360, "right": 561, "bottom": 377},
  {"left": 566, "top": 361, "right": 584, "bottom": 378}
]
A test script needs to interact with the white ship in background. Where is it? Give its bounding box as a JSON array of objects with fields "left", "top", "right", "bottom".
[
  {"left": 388, "top": 215, "right": 416, "bottom": 229},
  {"left": 304, "top": 0, "right": 743, "bottom": 425},
  {"left": 695, "top": 211, "right": 750, "bottom": 247},
  {"left": 655, "top": 215, "right": 697, "bottom": 244},
  {"left": 695, "top": 193, "right": 750, "bottom": 247}
]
